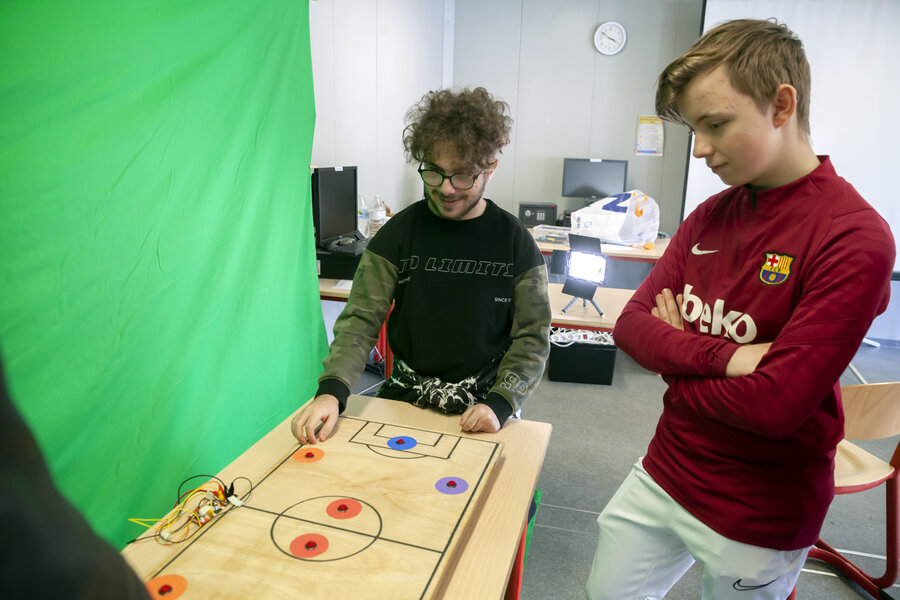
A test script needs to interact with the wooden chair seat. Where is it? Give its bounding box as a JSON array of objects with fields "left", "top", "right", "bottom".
[
  {"left": 805, "top": 382, "right": 900, "bottom": 599},
  {"left": 834, "top": 439, "right": 896, "bottom": 492}
]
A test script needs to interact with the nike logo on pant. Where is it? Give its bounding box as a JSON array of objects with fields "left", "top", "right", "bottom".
[
  {"left": 733, "top": 577, "right": 777, "bottom": 591},
  {"left": 691, "top": 243, "right": 718, "bottom": 255}
]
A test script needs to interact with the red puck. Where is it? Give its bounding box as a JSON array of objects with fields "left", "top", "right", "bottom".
[{"left": 158, "top": 584, "right": 173, "bottom": 595}]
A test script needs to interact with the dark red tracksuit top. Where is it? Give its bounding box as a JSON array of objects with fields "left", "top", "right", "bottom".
[{"left": 614, "top": 156, "right": 895, "bottom": 550}]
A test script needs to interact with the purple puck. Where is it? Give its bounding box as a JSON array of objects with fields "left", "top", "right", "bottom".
[{"left": 435, "top": 476, "right": 468, "bottom": 494}]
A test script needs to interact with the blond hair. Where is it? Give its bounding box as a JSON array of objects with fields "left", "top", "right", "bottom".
[{"left": 656, "top": 19, "right": 811, "bottom": 135}]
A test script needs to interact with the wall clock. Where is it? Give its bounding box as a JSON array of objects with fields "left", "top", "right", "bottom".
[{"left": 594, "top": 21, "right": 627, "bottom": 56}]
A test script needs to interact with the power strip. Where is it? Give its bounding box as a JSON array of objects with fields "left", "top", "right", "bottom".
[{"left": 549, "top": 328, "right": 614, "bottom": 347}]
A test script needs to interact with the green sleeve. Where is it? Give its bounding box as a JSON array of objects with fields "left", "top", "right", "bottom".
[
  {"left": 485, "top": 263, "right": 551, "bottom": 416},
  {"left": 317, "top": 251, "right": 397, "bottom": 410}
]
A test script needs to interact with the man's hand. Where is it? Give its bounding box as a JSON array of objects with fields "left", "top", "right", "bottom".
[
  {"left": 651, "top": 288, "right": 684, "bottom": 330},
  {"left": 725, "top": 342, "right": 773, "bottom": 377},
  {"left": 459, "top": 403, "right": 501, "bottom": 433},
  {"left": 291, "top": 395, "right": 340, "bottom": 444}
]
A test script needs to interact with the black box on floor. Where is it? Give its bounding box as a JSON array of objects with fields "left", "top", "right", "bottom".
[
  {"left": 548, "top": 341, "right": 616, "bottom": 385},
  {"left": 316, "top": 248, "right": 361, "bottom": 280}
]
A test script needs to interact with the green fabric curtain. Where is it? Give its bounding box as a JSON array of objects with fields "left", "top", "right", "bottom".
[{"left": 0, "top": 0, "right": 325, "bottom": 547}]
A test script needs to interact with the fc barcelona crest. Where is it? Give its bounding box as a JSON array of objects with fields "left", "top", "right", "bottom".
[{"left": 759, "top": 252, "right": 794, "bottom": 285}]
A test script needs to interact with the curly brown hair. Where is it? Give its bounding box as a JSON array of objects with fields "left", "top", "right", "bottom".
[
  {"left": 656, "top": 19, "right": 811, "bottom": 135},
  {"left": 402, "top": 87, "right": 513, "bottom": 170}
]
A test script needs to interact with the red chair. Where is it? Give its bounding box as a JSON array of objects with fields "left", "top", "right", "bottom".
[{"left": 807, "top": 382, "right": 900, "bottom": 599}]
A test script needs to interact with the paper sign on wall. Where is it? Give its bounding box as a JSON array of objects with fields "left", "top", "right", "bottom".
[{"left": 636, "top": 115, "right": 664, "bottom": 156}]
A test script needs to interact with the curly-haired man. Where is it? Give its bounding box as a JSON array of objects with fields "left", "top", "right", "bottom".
[{"left": 292, "top": 87, "right": 551, "bottom": 443}]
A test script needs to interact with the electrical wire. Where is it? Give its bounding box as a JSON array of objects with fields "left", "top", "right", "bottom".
[{"left": 127, "top": 474, "right": 251, "bottom": 545}]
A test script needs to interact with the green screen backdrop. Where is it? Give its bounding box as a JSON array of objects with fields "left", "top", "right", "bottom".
[{"left": 0, "top": 0, "right": 326, "bottom": 547}]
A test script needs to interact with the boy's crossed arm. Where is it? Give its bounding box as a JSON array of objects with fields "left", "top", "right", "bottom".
[{"left": 650, "top": 287, "right": 772, "bottom": 378}]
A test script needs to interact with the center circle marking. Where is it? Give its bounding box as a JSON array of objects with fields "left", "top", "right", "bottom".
[{"left": 272, "top": 496, "right": 382, "bottom": 562}]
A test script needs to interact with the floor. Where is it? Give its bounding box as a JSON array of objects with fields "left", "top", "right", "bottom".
[
  {"left": 517, "top": 342, "right": 900, "bottom": 600},
  {"left": 351, "top": 342, "right": 900, "bottom": 599}
]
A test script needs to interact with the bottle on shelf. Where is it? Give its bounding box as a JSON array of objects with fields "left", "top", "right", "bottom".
[
  {"left": 357, "top": 194, "right": 368, "bottom": 234},
  {"left": 367, "top": 194, "right": 387, "bottom": 237}
]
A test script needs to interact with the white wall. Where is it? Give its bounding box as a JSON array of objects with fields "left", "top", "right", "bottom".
[
  {"left": 683, "top": 0, "right": 900, "bottom": 272},
  {"left": 308, "top": 0, "right": 898, "bottom": 340},
  {"left": 678, "top": 0, "right": 900, "bottom": 342},
  {"left": 453, "top": 0, "right": 704, "bottom": 235},
  {"left": 310, "top": 0, "right": 704, "bottom": 235},
  {"left": 309, "top": 0, "right": 447, "bottom": 213}
]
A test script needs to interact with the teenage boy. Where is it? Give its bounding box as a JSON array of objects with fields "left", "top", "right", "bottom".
[
  {"left": 292, "top": 87, "right": 551, "bottom": 444},
  {"left": 587, "top": 19, "right": 894, "bottom": 599}
]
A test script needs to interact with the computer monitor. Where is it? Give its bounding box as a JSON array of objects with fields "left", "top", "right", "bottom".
[
  {"left": 311, "top": 166, "right": 359, "bottom": 247},
  {"left": 561, "top": 158, "right": 628, "bottom": 200}
]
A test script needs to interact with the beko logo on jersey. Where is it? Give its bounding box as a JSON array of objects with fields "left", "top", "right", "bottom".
[{"left": 680, "top": 284, "right": 757, "bottom": 343}]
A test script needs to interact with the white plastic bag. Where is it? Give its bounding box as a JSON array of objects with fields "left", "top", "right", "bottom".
[{"left": 570, "top": 190, "right": 659, "bottom": 245}]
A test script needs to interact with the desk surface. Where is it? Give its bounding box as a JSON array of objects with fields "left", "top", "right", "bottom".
[
  {"left": 319, "top": 278, "right": 351, "bottom": 300},
  {"left": 534, "top": 232, "right": 670, "bottom": 262},
  {"left": 549, "top": 283, "right": 635, "bottom": 331},
  {"left": 345, "top": 397, "right": 551, "bottom": 598},
  {"left": 321, "top": 279, "right": 635, "bottom": 332},
  {"left": 122, "top": 396, "right": 551, "bottom": 599}
]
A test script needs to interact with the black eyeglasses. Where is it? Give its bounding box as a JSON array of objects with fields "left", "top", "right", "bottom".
[{"left": 417, "top": 165, "right": 484, "bottom": 190}]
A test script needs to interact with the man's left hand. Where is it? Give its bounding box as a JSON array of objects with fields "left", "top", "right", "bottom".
[{"left": 459, "top": 403, "right": 501, "bottom": 433}]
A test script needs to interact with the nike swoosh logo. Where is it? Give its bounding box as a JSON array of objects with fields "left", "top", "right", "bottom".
[
  {"left": 733, "top": 578, "right": 777, "bottom": 591},
  {"left": 691, "top": 243, "right": 718, "bottom": 255}
]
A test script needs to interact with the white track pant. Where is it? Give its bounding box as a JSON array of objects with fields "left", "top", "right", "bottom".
[{"left": 585, "top": 460, "right": 808, "bottom": 600}]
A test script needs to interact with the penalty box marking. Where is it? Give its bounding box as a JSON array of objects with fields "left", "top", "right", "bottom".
[{"left": 348, "top": 419, "right": 459, "bottom": 459}]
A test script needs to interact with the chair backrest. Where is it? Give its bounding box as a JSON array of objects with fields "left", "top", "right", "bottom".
[{"left": 841, "top": 382, "right": 900, "bottom": 441}]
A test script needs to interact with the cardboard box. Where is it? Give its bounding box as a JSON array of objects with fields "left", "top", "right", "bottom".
[{"left": 548, "top": 341, "right": 616, "bottom": 385}]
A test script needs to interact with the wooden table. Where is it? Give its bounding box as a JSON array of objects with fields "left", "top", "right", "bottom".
[
  {"left": 345, "top": 396, "right": 551, "bottom": 599},
  {"left": 534, "top": 233, "right": 670, "bottom": 262},
  {"left": 322, "top": 279, "right": 634, "bottom": 367},
  {"left": 548, "top": 283, "right": 635, "bottom": 331},
  {"left": 318, "top": 277, "right": 352, "bottom": 301},
  {"left": 122, "top": 396, "right": 552, "bottom": 600},
  {"left": 325, "top": 278, "right": 635, "bottom": 328}
]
